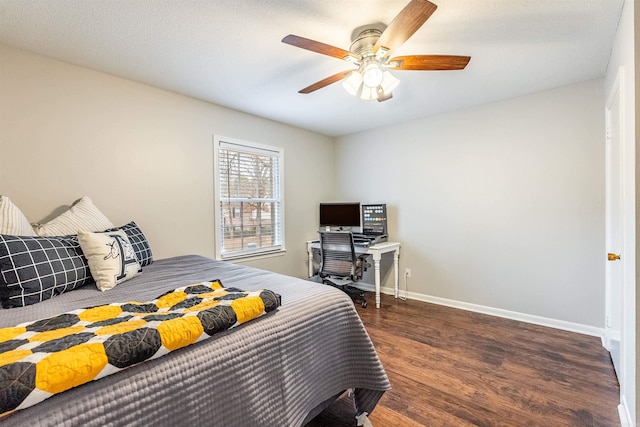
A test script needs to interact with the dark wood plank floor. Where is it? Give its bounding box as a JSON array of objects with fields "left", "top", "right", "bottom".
[{"left": 307, "top": 293, "right": 620, "bottom": 427}]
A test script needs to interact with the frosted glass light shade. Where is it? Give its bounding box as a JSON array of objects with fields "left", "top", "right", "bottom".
[
  {"left": 380, "top": 70, "right": 400, "bottom": 94},
  {"left": 359, "top": 85, "right": 378, "bottom": 100},
  {"left": 342, "top": 71, "right": 363, "bottom": 96}
]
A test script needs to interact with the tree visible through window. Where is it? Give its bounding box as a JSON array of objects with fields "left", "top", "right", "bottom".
[{"left": 214, "top": 137, "right": 284, "bottom": 259}]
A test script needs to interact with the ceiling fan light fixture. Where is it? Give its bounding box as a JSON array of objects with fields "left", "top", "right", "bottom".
[
  {"left": 342, "top": 71, "right": 363, "bottom": 96},
  {"left": 343, "top": 63, "right": 399, "bottom": 101},
  {"left": 362, "top": 61, "right": 384, "bottom": 88}
]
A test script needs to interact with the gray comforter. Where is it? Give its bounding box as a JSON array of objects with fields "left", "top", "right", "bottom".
[{"left": 0, "top": 255, "right": 390, "bottom": 426}]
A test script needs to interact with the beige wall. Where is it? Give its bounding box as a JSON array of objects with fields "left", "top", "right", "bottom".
[
  {"left": 335, "top": 79, "right": 605, "bottom": 328},
  {"left": 0, "top": 44, "right": 334, "bottom": 278}
]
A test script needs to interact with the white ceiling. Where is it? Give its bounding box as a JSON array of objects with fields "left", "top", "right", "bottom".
[{"left": 0, "top": 0, "right": 625, "bottom": 137}]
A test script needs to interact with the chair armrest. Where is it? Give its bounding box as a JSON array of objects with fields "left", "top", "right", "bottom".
[{"left": 356, "top": 254, "right": 371, "bottom": 274}]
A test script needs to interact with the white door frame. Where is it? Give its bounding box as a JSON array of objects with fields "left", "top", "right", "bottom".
[{"left": 605, "top": 66, "right": 635, "bottom": 426}]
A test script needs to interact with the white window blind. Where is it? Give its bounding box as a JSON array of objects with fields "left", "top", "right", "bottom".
[{"left": 214, "top": 137, "right": 284, "bottom": 259}]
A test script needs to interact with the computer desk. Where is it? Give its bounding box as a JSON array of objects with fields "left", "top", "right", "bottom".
[{"left": 306, "top": 240, "right": 401, "bottom": 309}]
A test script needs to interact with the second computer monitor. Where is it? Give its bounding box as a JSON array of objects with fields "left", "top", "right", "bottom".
[{"left": 362, "top": 204, "right": 387, "bottom": 236}]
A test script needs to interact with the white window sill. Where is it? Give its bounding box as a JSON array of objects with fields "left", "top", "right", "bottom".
[{"left": 219, "top": 248, "right": 286, "bottom": 262}]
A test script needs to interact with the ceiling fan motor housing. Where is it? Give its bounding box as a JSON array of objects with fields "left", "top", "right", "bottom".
[{"left": 350, "top": 28, "right": 382, "bottom": 58}]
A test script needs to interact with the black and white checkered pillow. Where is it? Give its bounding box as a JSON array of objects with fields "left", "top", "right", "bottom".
[
  {"left": 106, "top": 222, "right": 153, "bottom": 266},
  {"left": 0, "top": 234, "right": 92, "bottom": 308}
]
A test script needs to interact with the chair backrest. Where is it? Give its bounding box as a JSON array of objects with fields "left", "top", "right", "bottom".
[{"left": 318, "top": 231, "right": 359, "bottom": 281}]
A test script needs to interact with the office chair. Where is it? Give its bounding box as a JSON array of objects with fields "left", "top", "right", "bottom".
[{"left": 318, "top": 231, "right": 370, "bottom": 308}]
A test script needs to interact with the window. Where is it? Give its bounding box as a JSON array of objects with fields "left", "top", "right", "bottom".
[{"left": 214, "top": 136, "right": 284, "bottom": 259}]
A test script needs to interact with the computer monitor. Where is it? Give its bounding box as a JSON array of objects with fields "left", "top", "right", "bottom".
[
  {"left": 319, "top": 202, "right": 361, "bottom": 230},
  {"left": 362, "top": 204, "right": 387, "bottom": 236}
]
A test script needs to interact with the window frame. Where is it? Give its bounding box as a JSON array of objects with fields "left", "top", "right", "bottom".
[{"left": 213, "top": 135, "right": 285, "bottom": 260}]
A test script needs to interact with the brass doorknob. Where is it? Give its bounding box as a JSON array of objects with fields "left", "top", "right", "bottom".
[{"left": 608, "top": 253, "right": 621, "bottom": 261}]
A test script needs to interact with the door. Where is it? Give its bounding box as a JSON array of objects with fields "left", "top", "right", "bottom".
[{"left": 604, "top": 69, "right": 623, "bottom": 380}]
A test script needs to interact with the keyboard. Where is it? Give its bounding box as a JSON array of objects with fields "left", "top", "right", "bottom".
[
  {"left": 352, "top": 233, "right": 373, "bottom": 239},
  {"left": 353, "top": 233, "right": 387, "bottom": 247}
]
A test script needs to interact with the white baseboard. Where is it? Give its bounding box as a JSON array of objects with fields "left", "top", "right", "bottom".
[
  {"left": 618, "top": 399, "right": 633, "bottom": 426},
  {"left": 357, "top": 283, "right": 604, "bottom": 337}
]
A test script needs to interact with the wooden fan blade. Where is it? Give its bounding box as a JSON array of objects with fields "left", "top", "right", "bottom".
[
  {"left": 282, "top": 34, "right": 358, "bottom": 61},
  {"left": 373, "top": 0, "right": 438, "bottom": 58},
  {"left": 298, "top": 70, "right": 353, "bottom": 94},
  {"left": 389, "top": 55, "right": 471, "bottom": 70}
]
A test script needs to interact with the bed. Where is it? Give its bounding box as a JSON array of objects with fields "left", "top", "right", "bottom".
[{"left": 0, "top": 254, "right": 390, "bottom": 426}]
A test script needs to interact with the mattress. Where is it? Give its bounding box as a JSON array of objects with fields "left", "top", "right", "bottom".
[{"left": 0, "top": 255, "right": 390, "bottom": 426}]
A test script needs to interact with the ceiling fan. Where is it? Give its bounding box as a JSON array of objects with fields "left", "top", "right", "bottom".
[{"left": 282, "top": 0, "right": 470, "bottom": 102}]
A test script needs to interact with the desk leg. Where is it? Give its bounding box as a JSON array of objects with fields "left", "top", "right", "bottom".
[
  {"left": 394, "top": 248, "right": 400, "bottom": 299},
  {"left": 373, "top": 253, "right": 382, "bottom": 309},
  {"left": 307, "top": 242, "right": 314, "bottom": 278}
]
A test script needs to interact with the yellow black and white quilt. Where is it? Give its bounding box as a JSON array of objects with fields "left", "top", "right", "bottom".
[{"left": 0, "top": 280, "right": 280, "bottom": 416}]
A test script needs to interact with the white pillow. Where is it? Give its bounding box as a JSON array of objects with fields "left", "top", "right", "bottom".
[
  {"left": 0, "top": 195, "right": 36, "bottom": 236},
  {"left": 33, "top": 196, "right": 114, "bottom": 236},
  {"left": 77, "top": 230, "right": 142, "bottom": 291}
]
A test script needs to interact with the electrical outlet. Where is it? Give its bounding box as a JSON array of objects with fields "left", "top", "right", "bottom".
[{"left": 405, "top": 268, "right": 411, "bottom": 278}]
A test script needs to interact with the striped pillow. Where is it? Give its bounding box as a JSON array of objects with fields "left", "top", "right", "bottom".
[
  {"left": 0, "top": 196, "right": 36, "bottom": 236},
  {"left": 33, "top": 196, "right": 114, "bottom": 237}
]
